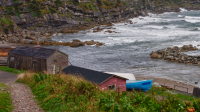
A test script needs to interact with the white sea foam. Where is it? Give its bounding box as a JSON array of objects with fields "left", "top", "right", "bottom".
[
  {"left": 177, "top": 15, "right": 184, "bottom": 18},
  {"left": 180, "top": 8, "right": 187, "bottom": 12},
  {"left": 185, "top": 16, "right": 200, "bottom": 23},
  {"left": 146, "top": 25, "right": 164, "bottom": 29}
]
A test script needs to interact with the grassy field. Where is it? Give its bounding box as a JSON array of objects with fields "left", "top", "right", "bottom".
[
  {"left": 0, "top": 66, "right": 24, "bottom": 74},
  {"left": 0, "top": 83, "right": 13, "bottom": 112},
  {"left": 17, "top": 72, "right": 200, "bottom": 112}
]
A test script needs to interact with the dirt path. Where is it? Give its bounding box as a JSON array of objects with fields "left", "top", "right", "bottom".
[
  {"left": 0, "top": 71, "right": 17, "bottom": 83},
  {"left": 0, "top": 70, "right": 43, "bottom": 112},
  {"left": 9, "top": 83, "right": 44, "bottom": 112}
]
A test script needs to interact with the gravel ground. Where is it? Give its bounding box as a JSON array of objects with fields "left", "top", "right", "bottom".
[
  {"left": 9, "top": 83, "right": 44, "bottom": 112},
  {"left": 136, "top": 76, "right": 195, "bottom": 93}
]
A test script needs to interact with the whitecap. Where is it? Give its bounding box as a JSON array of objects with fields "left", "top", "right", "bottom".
[
  {"left": 177, "top": 15, "right": 184, "bottom": 18},
  {"left": 180, "top": 8, "right": 187, "bottom": 12},
  {"left": 146, "top": 25, "right": 163, "bottom": 29},
  {"left": 185, "top": 16, "right": 200, "bottom": 23}
]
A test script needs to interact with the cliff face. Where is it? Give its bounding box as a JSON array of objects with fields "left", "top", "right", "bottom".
[{"left": 0, "top": 0, "right": 200, "bottom": 43}]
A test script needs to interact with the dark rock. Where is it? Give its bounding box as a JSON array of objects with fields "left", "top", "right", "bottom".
[
  {"left": 73, "top": 39, "right": 81, "bottom": 43},
  {"left": 70, "top": 42, "right": 85, "bottom": 47}
]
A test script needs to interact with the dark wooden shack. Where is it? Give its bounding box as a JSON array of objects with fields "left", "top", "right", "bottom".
[{"left": 7, "top": 46, "right": 68, "bottom": 74}]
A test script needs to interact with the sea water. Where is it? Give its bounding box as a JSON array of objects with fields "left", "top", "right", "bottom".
[{"left": 49, "top": 8, "right": 200, "bottom": 87}]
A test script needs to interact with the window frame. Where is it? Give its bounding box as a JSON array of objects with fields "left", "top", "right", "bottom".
[{"left": 108, "top": 84, "right": 116, "bottom": 91}]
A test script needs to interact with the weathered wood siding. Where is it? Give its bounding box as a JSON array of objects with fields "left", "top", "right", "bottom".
[
  {"left": 46, "top": 51, "right": 68, "bottom": 74},
  {"left": 99, "top": 76, "right": 126, "bottom": 92},
  {"left": 7, "top": 53, "right": 47, "bottom": 72},
  {"left": 0, "top": 48, "right": 14, "bottom": 56}
]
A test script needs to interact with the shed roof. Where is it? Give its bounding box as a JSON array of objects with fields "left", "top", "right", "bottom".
[
  {"left": 62, "top": 65, "right": 128, "bottom": 85},
  {"left": 104, "top": 72, "right": 135, "bottom": 80},
  {"left": 8, "top": 46, "right": 57, "bottom": 59}
]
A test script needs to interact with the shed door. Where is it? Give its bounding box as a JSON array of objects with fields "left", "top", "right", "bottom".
[
  {"left": 9, "top": 56, "right": 15, "bottom": 68},
  {"left": 33, "top": 60, "right": 37, "bottom": 72}
]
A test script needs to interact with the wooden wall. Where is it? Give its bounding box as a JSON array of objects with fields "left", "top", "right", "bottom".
[
  {"left": 7, "top": 53, "right": 47, "bottom": 72},
  {"left": 99, "top": 76, "right": 126, "bottom": 92}
]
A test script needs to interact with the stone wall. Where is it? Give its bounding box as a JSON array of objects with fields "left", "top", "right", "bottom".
[{"left": 47, "top": 50, "right": 68, "bottom": 74}]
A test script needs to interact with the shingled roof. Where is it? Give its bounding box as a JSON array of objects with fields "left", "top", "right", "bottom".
[
  {"left": 62, "top": 65, "right": 128, "bottom": 85},
  {"left": 9, "top": 46, "right": 57, "bottom": 59}
]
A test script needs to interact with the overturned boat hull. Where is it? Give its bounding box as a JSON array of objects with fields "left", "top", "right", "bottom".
[{"left": 126, "top": 79, "right": 153, "bottom": 91}]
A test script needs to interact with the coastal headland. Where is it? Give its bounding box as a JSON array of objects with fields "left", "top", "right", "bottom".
[{"left": 1, "top": 0, "right": 200, "bottom": 45}]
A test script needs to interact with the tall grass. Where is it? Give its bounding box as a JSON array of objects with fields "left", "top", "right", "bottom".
[
  {"left": 0, "top": 83, "right": 14, "bottom": 112},
  {"left": 17, "top": 72, "right": 200, "bottom": 112}
]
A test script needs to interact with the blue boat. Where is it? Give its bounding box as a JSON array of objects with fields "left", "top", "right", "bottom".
[{"left": 126, "top": 79, "right": 153, "bottom": 91}]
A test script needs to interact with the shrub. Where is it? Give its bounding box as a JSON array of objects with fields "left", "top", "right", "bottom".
[
  {"left": 49, "top": 8, "right": 57, "bottom": 14},
  {"left": 56, "top": 0, "right": 63, "bottom": 6}
]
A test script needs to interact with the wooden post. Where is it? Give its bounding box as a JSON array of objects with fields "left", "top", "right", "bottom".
[
  {"left": 59, "top": 66, "right": 62, "bottom": 75},
  {"left": 53, "top": 63, "right": 55, "bottom": 75}
]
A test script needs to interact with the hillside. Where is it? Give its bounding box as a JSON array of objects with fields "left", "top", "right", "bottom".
[
  {"left": 0, "top": 0, "right": 200, "bottom": 44},
  {"left": 16, "top": 72, "right": 200, "bottom": 111}
]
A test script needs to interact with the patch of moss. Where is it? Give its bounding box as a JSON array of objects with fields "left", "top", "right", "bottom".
[
  {"left": 67, "top": 13, "right": 71, "bottom": 18},
  {"left": 56, "top": 0, "right": 63, "bottom": 6},
  {"left": 41, "top": 8, "right": 50, "bottom": 14},
  {"left": 59, "top": 13, "right": 67, "bottom": 17},
  {"left": 49, "top": 8, "right": 57, "bottom": 14}
]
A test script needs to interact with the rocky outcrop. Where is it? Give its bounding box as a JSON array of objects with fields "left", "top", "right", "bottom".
[
  {"left": 150, "top": 45, "right": 200, "bottom": 66},
  {"left": 39, "top": 39, "right": 105, "bottom": 47}
]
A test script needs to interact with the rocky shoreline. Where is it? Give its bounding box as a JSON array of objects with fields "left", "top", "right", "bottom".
[
  {"left": 150, "top": 45, "right": 200, "bottom": 66},
  {"left": 1, "top": 0, "right": 200, "bottom": 46}
]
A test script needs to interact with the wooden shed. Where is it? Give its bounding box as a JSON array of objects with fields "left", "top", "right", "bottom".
[
  {"left": 62, "top": 65, "right": 128, "bottom": 92},
  {"left": 7, "top": 46, "right": 68, "bottom": 74}
]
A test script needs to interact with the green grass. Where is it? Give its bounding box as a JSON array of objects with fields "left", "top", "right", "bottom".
[
  {"left": 17, "top": 72, "right": 200, "bottom": 112},
  {"left": 147, "top": 86, "right": 197, "bottom": 102},
  {"left": 0, "top": 82, "right": 13, "bottom": 112},
  {"left": 0, "top": 66, "right": 24, "bottom": 74}
]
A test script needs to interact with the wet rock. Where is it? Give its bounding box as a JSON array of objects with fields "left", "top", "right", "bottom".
[
  {"left": 70, "top": 42, "right": 85, "bottom": 47},
  {"left": 96, "top": 42, "right": 105, "bottom": 47},
  {"left": 150, "top": 53, "right": 159, "bottom": 59},
  {"left": 73, "top": 39, "right": 81, "bottom": 43},
  {"left": 150, "top": 45, "right": 200, "bottom": 66},
  {"left": 84, "top": 40, "right": 96, "bottom": 45},
  {"left": 59, "top": 29, "right": 79, "bottom": 33}
]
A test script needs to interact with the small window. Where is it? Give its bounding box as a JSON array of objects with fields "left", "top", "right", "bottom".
[
  {"left": 10, "top": 57, "right": 14, "bottom": 61},
  {"left": 108, "top": 85, "right": 116, "bottom": 91},
  {"left": 33, "top": 60, "right": 37, "bottom": 63}
]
